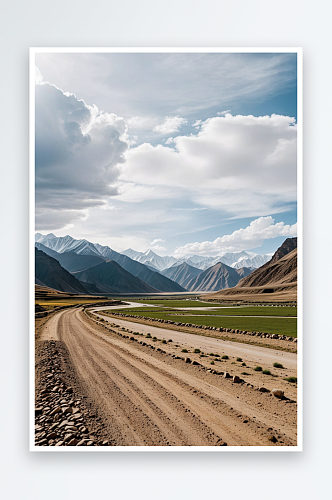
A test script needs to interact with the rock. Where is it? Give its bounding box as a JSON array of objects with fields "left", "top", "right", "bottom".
[
  {"left": 268, "top": 435, "right": 277, "bottom": 443},
  {"left": 50, "top": 406, "right": 61, "bottom": 416},
  {"left": 259, "top": 387, "right": 270, "bottom": 393},
  {"left": 272, "top": 389, "right": 284, "bottom": 399},
  {"left": 68, "top": 438, "right": 78, "bottom": 446},
  {"left": 192, "top": 361, "right": 199, "bottom": 366},
  {"left": 36, "top": 438, "right": 48, "bottom": 446},
  {"left": 233, "top": 375, "right": 242, "bottom": 383},
  {"left": 55, "top": 441, "right": 64, "bottom": 446},
  {"left": 63, "top": 433, "right": 74, "bottom": 443},
  {"left": 102, "top": 440, "right": 109, "bottom": 446},
  {"left": 224, "top": 372, "right": 231, "bottom": 378},
  {"left": 47, "top": 432, "right": 57, "bottom": 440},
  {"left": 185, "top": 357, "right": 191, "bottom": 363},
  {"left": 76, "top": 440, "right": 86, "bottom": 446},
  {"left": 35, "top": 407, "right": 43, "bottom": 415}
]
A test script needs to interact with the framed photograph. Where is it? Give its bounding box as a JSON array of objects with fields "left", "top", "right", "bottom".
[{"left": 30, "top": 48, "right": 302, "bottom": 451}]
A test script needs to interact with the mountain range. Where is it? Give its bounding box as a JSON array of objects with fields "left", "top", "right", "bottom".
[
  {"left": 122, "top": 246, "right": 272, "bottom": 271},
  {"left": 203, "top": 237, "right": 297, "bottom": 301},
  {"left": 34, "top": 232, "right": 280, "bottom": 295}
]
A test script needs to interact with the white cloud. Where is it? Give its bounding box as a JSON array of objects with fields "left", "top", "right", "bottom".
[
  {"left": 153, "top": 116, "right": 187, "bottom": 135},
  {"left": 122, "top": 113, "right": 297, "bottom": 217},
  {"left": 127, "top": 116, "right": 157, "bottom": 130},
  {"left": 150, "top": 238, "right": 165, "bottom": 245},
  {"left": 192, "top": 120, "right": 203, "bottom": 128},
  {"left": 149, "top": 245, "right": 167, "bottom": 252},
  {"left": 217, "top": 110, "right": 231, "bottom": 116},
  {"left": 174, "top": 216, "right": 297, "bottom": 256},
  {"left": 35, "top": 73, "right": 129, "bottom": 229}
]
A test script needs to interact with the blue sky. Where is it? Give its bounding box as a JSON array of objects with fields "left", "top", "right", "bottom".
[{"left": 35, "top": 51, "right": 297, "bottom": 256}]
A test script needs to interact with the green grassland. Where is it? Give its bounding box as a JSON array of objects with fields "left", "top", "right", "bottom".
[
  {"left": 108, "top": 307, "right": 297, "bottom": 337},
  {"left": 133, "top": 300, "right": 297, "bottom": 316}
]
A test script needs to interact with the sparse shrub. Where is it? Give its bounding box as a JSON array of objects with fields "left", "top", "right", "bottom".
[
  {"left": 263, "top": 370, "right": 271, "bottom": 375},
  {"left": 222, "top": 355, "right": 229, "bottom": 360},
  {"left": 214, "top": 358, "right": 220, "bottom": 362},
  {"left": 284, "top": 377, "right": 297, "bottom": 383},
  {"left": 182, "top": 349, "right": 188, "bottom": 353},
  {"left": 214, "top": 354, "right": 220, "bottom": 357},
  {"left": 242, "top": 362, "right": 246, "bottom": 366},
  {"left": 168, "top": 339, "right": 172, "bottom": 342},
  {"left": 237, "top": 357, "right": 242, "bottom": 362},
  {"left": 194, "top": 348, "right": 201, "bottom": 353},
  {"left": 254, "top": 366, "right": 262, "bottom": 371},
  {"left": 146, "top": 333, "right": 152, "bottom": 338},
  {"left": 273, "top": 362, "right": 284, "bottom": 369},
  {"left": 162, "top": 340, "right": 167, "bottom": 344},
  {"left": 241, "top": 372, "right": 250, "bottom": 376},
  {"left": 210, "top": 361, "right": 215, "bottom": 365}
]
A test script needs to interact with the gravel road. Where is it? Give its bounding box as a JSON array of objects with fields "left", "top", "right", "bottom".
[{"left": 36, "top": 307, "right": 297, "bottom": 447}]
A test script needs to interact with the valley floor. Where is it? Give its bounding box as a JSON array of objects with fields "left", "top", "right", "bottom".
[{"left": 34, "top": 306, "right": 297, "bottom": 448}]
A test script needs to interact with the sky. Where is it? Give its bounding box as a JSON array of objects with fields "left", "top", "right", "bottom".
[{"left": 34, "top": 51, "right": 298, "bottom": 257}]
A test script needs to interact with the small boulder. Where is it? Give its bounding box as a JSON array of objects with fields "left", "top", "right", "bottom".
[
  {"left": 272, "top": 389, "right": 284, "bottom": 399},
  {"left": 259, "top": 387, "right": 270, "bottom": 393},
  {"left": 233, "top": 375, "right": 242, "bottom": 383}
]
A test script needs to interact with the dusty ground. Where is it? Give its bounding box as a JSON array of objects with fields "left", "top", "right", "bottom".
[
  {"left": 98, "top": 309, "right": 297, "bottom": 354},
  {"left": 35, "top": 307, "right": 297, "bottom": 447}
]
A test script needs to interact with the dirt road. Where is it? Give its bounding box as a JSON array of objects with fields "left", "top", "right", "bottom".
[
  {"left": 92, "top": 311, "right": 297, "bottom": 371},
  {"left": 38, "top": 307, "right": 297, "bottom": 447}
]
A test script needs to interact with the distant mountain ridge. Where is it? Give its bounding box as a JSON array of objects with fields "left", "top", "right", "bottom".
[
  {"left": 122, "top": 245, "right": 272, "bottom": 271},
  {"left": 73, "top": 261, "right": 159, "bottom": 294},
  {"left": 35, "top": 233, "right": 184, "bottom": 293},
  {"left": 238, "top": 238, "right": 297, "bottom": 288},
  {"left": 161, "top": 262, "right": 202, "bottom": 289},
  {"left": 35, "top": 248, "right": 88, "bottom": 294},
  {"left": 202, "top": 238, "right": 297, "bottom": 302},
  {"left": 186, "top": 262, "right": 247, "bottom": 292}
]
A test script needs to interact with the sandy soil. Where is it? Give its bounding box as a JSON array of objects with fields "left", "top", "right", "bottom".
[{"left": 37, "top": 307, "right": 297, "bottom": 447}]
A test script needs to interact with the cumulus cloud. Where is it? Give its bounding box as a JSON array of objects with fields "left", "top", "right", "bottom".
[
  {"left": 153, "top": 116, "right": 187, "bottom": 135},
  {"left": 35, "top": 70, "right": 129, "bottom": 229},
  {"left": 150, "top": 238, "right": 165, "bottom": 245},
  {"left": 174, "top": 216, "right": 297, "bottom": 256},
  {"left": 121, "top": 113, "right": 297, "bottom": 217}
]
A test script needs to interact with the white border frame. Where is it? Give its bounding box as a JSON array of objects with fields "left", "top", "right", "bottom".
[{"left": 29, "top": 47, "right": 302, "bottom": 452}]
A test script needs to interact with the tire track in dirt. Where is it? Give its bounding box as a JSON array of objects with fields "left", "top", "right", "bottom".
[{"left": 42, "top": 307, "right": 297, "bottom": 446}]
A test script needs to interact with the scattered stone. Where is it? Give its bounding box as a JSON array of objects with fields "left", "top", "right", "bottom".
[
  {"left": 224, "top": 372, "right": 231, "bottom": 378},
  {"left": 233, "top": 375, "right": 242, "bottom": 383},
  {"left": 272, "top": 389, "right": 284, "bottom": 399},
  {"left": 68, "top": 438, "right": 79, "bottom": 446},
  {"left": 259, "top": 387, "right": 270, "bottom": 393},
  {"left": 268, "top": 435, "right": 278, "bottom": 443}
]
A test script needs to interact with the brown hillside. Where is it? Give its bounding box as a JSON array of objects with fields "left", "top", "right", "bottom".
[
  {"left": 237, "top": 248, "right": 297, "bottom": 288},
  {"left": 202, "top": 239, "right": 297, "bottom": 303}
]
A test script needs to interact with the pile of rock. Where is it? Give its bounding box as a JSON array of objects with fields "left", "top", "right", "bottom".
[
  {"left": 109, "top": 312, "right": 296, "bottom": 343},
  {"left": 35, "top": 340, "right": 108, "bottom": 447}
]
